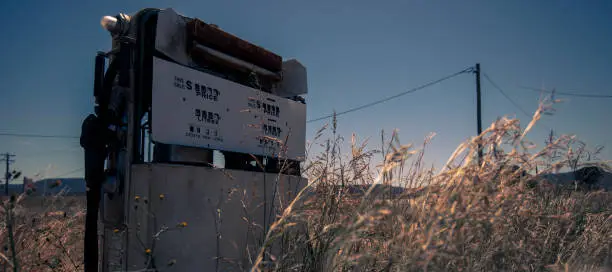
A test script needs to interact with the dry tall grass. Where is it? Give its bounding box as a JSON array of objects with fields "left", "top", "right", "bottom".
[
  {"left": 253, "top": 95, "right": 612, "bottom": 271},
  {"left": 0, "top": 194, "right": 85, "bottom": 272},
  {"left": 1, "top": 93, "right": 610, "bottom": 272}
]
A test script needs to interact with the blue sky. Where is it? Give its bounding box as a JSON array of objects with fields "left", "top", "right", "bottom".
[{"left": 0, "top": 0, "right": 611, "bottom": 181}]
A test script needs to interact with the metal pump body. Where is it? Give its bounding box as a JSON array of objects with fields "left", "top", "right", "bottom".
[{"left": 82, "top": 8, "right": 308, "bottom": 271}]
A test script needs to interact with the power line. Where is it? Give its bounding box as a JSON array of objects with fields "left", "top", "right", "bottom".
[
  {"left": 483, "top": 73, "right": 552, "bottom": 132},
  {"left": 54, "top": 167, "right": 85, "bottom": 178},
  {"left": 518, "top": 86, "right": 612, "bottom": 98},
  {"left": 483, "top": 73, "right": 533, "bottom": 118},
  {"left": 0, "top": 132, "right": 79, "bottom": 139},
  {"left": 307, "top": 66, "right": 475, "bottom": 123},
  {"left": 40, "top": 168, "right": 85, "bottom": 180},
  {"left": 20, "top": 146, "right": 81, "bottom": 158}
]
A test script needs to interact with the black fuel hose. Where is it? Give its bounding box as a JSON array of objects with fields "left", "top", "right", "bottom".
[{"left": 81, "top": 57, "right": 119, "bottom": 272}]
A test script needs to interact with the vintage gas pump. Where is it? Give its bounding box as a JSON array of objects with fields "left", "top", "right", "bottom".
[{"left": 81, "top": 8, "right": 307, "bottom": 271}]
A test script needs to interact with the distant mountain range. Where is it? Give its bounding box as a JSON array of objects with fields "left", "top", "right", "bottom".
[
  {"left": 540, "top": 166, "right": 612, "bottom": 190},
  {"left": 305, "top": 166, "right": 612, "bottom": 197},
  {"left": 0, "top": 166, "right": 608, "bottom": 198},
  {"left": 0, "top": 178, "right": 86, "bottom": 196}
]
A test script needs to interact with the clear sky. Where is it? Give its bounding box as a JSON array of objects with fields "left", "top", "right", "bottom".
[{"left": 0, "top": 0, "right": 611, "bottom": 181}]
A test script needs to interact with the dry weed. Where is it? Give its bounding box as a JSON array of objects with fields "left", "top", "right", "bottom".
[{"left": 253, "top": 95, "right": 612, "bottom": 272}]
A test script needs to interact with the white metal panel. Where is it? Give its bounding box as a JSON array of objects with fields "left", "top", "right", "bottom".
[
  {"left": 151, "top": 57, "right": 307, "bottom": 160},
  {"left": 126, "top": 164, "right": 307, "bottom": 271}
]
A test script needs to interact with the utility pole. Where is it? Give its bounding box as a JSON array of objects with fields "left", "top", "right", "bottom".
[
  {"left": 475, "top": 63, "right": 483, "bottom": 166},
  {"left": 0, "top": 153, "right": 16, "bottom": 196}
]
